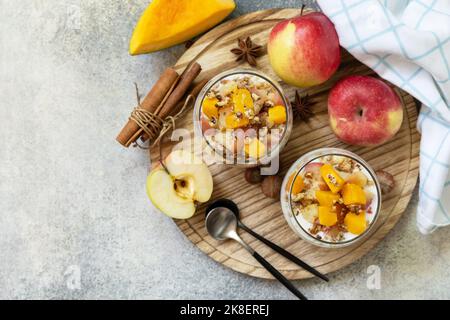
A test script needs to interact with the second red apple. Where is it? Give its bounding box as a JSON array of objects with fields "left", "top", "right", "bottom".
[{"left": 328, "top": 75, "right": 404, "bottom": 147}]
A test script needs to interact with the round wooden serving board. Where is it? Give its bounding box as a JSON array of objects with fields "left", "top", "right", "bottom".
[{"left": 150, "top": 8, "right": 420, "bottom": 279}]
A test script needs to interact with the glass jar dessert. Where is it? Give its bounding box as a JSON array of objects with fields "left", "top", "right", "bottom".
[
  {"left": 193, "top": 69, "right": 292, "bottom": 166},
  {"left": 281, "top": 148, "right": 382, "bottom": 248}
]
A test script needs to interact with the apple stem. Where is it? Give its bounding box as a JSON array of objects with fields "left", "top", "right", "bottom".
[
  {"left": 300, "top": 4, "right": 305, "bottom": 16},
  {"left": 159, "top": 159, "right": 172, "bottom": 176}
]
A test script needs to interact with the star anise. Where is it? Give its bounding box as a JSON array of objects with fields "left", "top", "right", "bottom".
[
  {"left": 230, "top": 37, "right": 263, "bottom": 67},
  {"left": 291, "top": 90, "right": 315, "bottom": 122}
]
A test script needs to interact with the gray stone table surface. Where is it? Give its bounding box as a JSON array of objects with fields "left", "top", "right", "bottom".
[{"left": 0, "top": 0, "right": 449, "bottom": 300}]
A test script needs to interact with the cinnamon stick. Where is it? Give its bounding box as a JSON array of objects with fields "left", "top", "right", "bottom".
[
  {"left": 171, "top": 77, "right": 208, "bottom": 115},
  {"left": 141, "top": 77, "right": 209, "bottom": 142},
  {"left": 157, "top": 62, "right": 202, "bottom": 119},
  {"left": 116, "top": 68, "right": 179, "bottom": 147}
]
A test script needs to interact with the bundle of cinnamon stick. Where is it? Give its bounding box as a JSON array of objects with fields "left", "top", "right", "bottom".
[{"left": 116, "top": 62, "right": 204, "bottom": 147}]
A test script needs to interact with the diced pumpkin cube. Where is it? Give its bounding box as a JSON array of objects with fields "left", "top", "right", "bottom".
[
  {"left": 291, "top": 175, "right": 304, "bottom": 194},
  {"left": 342, "top": 183, "right": 367, "bottom": 206},
  {"left": 233, "top": 88, "right": 253, "bottom": 114},
  {"left": 344, "top": 212, "right": 367, "bottom": 235},
  {"left": 268, "top": 105, "right": 287, "bottom": 125},
  {"left": 315, "top": 190, "right": 340, "bottom": 207},
  {"left": 318, "top": 206, "right": 338, "bottom": 227},
  {"left": 202, "top": 98, "right": 219, "bottom": 119},
  {"left": 320, "top": 164, "right": 345, "bottom": 193},
  {"left": 225, "top": 113, "right": 249, "bottom": 129},
  {"left": 244, "top": 138, "right": 266, "bottom": 159}
]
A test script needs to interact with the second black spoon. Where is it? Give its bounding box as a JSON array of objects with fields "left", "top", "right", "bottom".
[{"left": 206, "top": 198, "right": 329, "bottom": 282}]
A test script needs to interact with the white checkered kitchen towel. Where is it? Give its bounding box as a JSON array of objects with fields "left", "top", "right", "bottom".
[{"left": 317, "top": 0, "right": 450, "bottom": 234}]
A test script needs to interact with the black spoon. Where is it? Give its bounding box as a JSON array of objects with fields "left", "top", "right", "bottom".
[
  {"left": 206, "top": 199, "right": 329, "bottom": 282},
  {"left": 205, "top": 206, "right": 307, "bottom": 300}
]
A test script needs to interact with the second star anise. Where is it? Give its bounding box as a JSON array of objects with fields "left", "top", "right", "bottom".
[
  {"left": 230, "top": 37, "right": 263, "bottom": 67},
  {"left": 292, "top": 90, "right": 316, "bottom": 122}
]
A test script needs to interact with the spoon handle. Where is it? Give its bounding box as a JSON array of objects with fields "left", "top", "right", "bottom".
[
  {"left": 252, "top": 251, "right": 307, "bottom": 300},
  {"left": 240, "top": 223, "right": 329, "bottom": 282}
]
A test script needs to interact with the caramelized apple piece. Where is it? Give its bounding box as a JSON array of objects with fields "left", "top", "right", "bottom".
[
  {"left": 346, "top": 171, "right": 368, "bottom": 187},
  {"left": 302, "top": 204, "right": 319, "bottom": 223}
]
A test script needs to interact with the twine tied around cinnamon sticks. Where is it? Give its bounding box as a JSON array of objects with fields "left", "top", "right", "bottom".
[
  {"left": 116, "top": 62, "right": 204, "bottom": 149},
  {"left": 129, "top": 91, "right": 195, "bottom": 149}
]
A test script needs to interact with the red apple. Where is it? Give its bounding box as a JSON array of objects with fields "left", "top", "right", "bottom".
[
  {"left": 268, "top": 12, "right": 340, "bottom": 87},
  {"left": 328, "top": 75, "right": 403, "bottom": 146}
]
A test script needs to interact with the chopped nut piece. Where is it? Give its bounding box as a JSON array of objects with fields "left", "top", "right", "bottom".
[
  {"left": 336, "top": 158, "right": 354, "bottom": 173},
  {"left": 263, "top": 100, "right": 274, "bottom": 108}
]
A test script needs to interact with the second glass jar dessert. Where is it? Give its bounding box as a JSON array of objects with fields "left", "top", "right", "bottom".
[
  {"left": 281, "top": 148, "right": 382, "bottom": 248},
  {"left": 193, "top": 69, "right": 293, "bottom": 167}
]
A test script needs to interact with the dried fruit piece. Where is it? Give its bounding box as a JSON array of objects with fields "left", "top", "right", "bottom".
[
  {"left": 342, "top": 183, "right": 366, "bottom": 206},
  {"left": 344, "top": 212, "right": 367, "bottom": 235},
  {"left": 315, "top": 190, "right": 340, "bottom": 207},
  {"left": 244, "top": 167, "right": 263, "bottom": 184},
  {"left": 320, "top": 164, "right": 345, "bottom": 193},
  {"left": 268, "top": 105, "right": 287, "bottom": 125},
  {"left": 318, "top": 206, "right": 338, "bottom": 227},
  {"left": 376, "top": 170, "right": 395, "bottom": 195},
  {"left": 261, "top": 175, "right": 282, "bottom": 200}
]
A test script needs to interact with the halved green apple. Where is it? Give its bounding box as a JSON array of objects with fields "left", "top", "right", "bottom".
[{"left": 146, "top": 150, "right": 213, "bottom": 219}]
